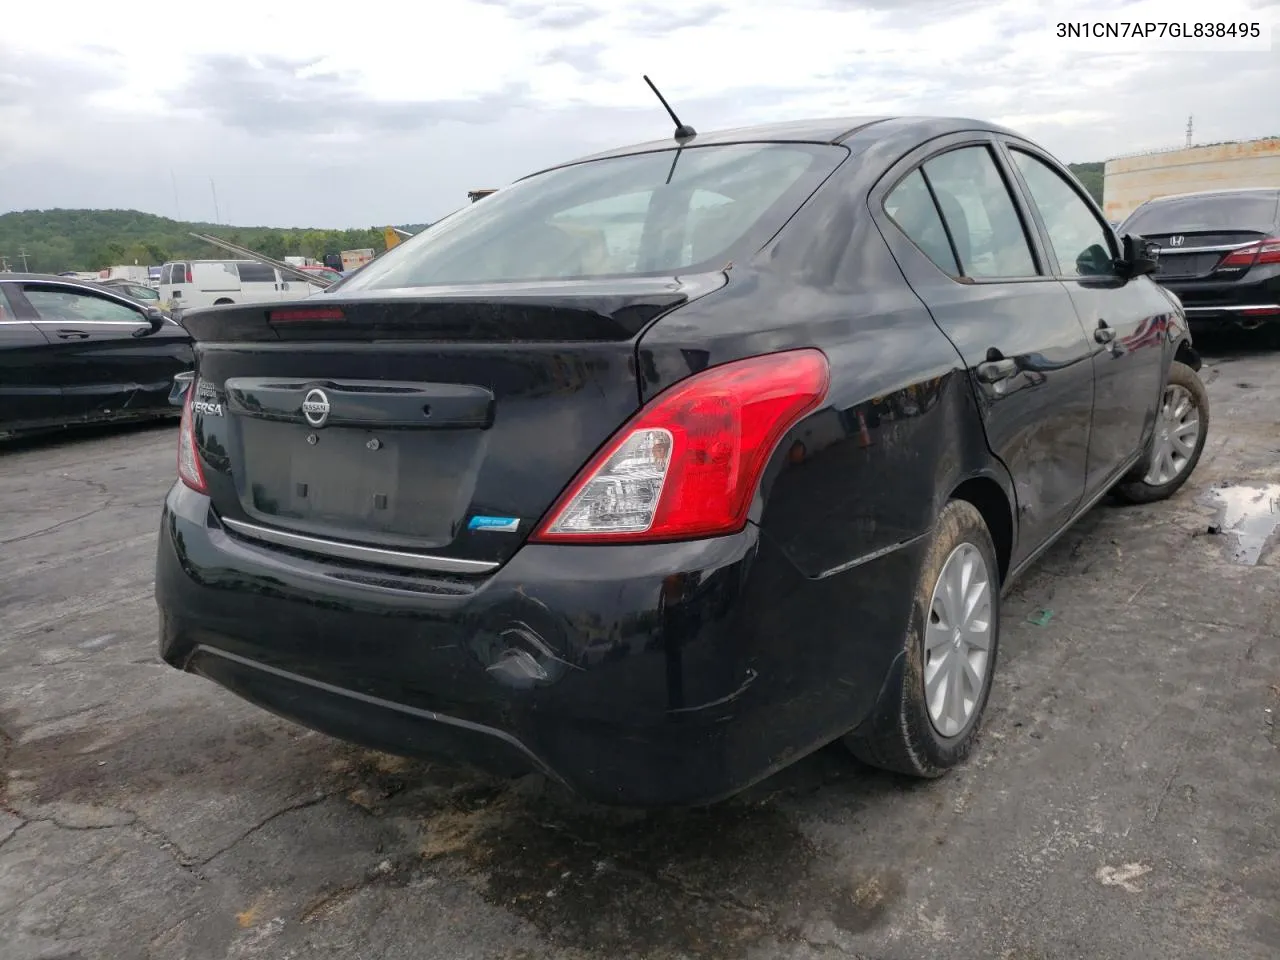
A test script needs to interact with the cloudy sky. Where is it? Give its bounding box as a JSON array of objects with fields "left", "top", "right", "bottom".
[{"left": 1, "top": 0, "right": 1276, "bottom": 228}]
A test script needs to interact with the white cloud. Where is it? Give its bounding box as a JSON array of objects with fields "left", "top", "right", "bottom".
[{"left": 1, "top": 0, "right": 1277, "bottom": 225}]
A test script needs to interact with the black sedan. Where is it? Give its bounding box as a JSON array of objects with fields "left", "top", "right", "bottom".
[
  {"left": 155, "top": 116, "right": 1208, "bottom": 806},
  {"left": 1118, "top": 187, "right": 1280, "bottom": 336},
  {"left": 0, "top": 273, "right": 194, "bottom": 439}
]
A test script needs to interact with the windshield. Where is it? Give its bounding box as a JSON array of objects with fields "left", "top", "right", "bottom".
[
  {"left": 1122, "top": 193, "right": 1279, "bottom": 235},
  {"left": 340, "top": 143, "right": 846, "bottom": 290}
]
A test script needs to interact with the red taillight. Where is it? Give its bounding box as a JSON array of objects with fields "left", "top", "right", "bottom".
[
  {"left": 269, "top": 306, "right": 346, "bottom": 322},
  {"left": 177, "top": 385, "right": 207, "bottom": 493},
  {"left": 185, "top": 266, "right": 192, "bottom": 283},
  {"left": 530, "top": 349, "right": 830, "bottom": 544},
  {"left": 1218, "top": 237, "right": 1280, "bottom": 269}
]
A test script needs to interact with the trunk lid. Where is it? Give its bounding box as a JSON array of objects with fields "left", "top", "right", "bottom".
[
  {"left": 182, "top": 275, "right": 724, "bottom": 570},
  {"left": 1148, "top": 230, "right": 1269, "bottom": 280}
]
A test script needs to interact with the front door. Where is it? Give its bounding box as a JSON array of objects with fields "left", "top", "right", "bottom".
[
  {"left": 1001, "top": 144, "right": 1171, "bottom": 496},
  {"left": 11, "top": 281, "right": 155, "bottom": 421},
  {"left": 874, "top": 138, "right": 1096, "bottom": 567}
]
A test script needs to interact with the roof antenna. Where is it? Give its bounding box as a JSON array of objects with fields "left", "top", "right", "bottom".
[{"left": 643, "top": 75, "right": 696, "bottom": 142}]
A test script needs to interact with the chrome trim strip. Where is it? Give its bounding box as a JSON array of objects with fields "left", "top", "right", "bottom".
[
  {"left": 219, "top": 516, "right": 500, "bottom": 574},
  {"left": 31, "top": 319, "right": 148, "bottom": 327},
  {"left": 1182, "top": 304, "right": 1280, "bottom": 312},
  {"left": 1157, "top": 240, "right": 1257, "bottom": 254}
]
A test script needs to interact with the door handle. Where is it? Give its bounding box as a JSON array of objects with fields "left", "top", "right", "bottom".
[
  {"left": 56, "top": 330, "right": 90, "bottom": 340},
  {"left": 976, "top": 357, "right": 1018, "bottom": 383},
  {"left": 1094, "top": 320, "right": 1115, "bottom": 344}
]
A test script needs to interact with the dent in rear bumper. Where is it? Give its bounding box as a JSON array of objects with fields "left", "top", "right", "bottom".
[{"left": 155, "top": 482, "right": 923, "bottom": 805}]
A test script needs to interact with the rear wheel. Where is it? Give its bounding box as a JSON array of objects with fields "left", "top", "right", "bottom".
[
  {"left": 213, "top": 298, "right": 234, "bottom": 305},
  {"left": 1113, "top": 361, "right": 1208, "bottom": 505},
  {"left": 844, "top": 499, "right": 999, "bottom": 777}
]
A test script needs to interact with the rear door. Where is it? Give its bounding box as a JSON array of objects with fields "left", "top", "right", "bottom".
[
  {"left": 1002, "top": 143, "right": 1169, "bottom": 496},
  {"left": 872, "top": 136, "right": 1095, "bottom": 566},
  {"left": 0, "top": 283, "right": 69, "bottom": 431},
  {"left": 12, "top": 281, "right": 155, "bottom": 421}
]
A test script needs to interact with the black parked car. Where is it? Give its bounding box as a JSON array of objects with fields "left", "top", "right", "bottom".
[
  {"left": 1119, "top": 187, "right": 1280, "bottom": 335},
  {"left": 0, "top": 273, "right": 193, "bottom": 439},
  {"left": 155, "top": 116, "right": 1208, "bottom": 806}
]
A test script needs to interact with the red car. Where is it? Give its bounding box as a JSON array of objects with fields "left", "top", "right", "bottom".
[{"left": 298, "top": 265, "right": 344, "bottom": 283}]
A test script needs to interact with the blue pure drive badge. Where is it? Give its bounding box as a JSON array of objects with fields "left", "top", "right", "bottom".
[{"left": 468, "top": 516, "right": 521, "bottom": 533}]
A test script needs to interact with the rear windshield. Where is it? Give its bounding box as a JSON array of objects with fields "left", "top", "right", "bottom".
[
  {"left": 341, "top": 143, "right": 847, "bottom": 289},
  {"left": 1122, "top": 193, "right": 1279, "bottom": 235}
]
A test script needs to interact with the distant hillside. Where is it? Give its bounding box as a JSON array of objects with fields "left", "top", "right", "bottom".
[
  {"left": 1068, "top": 162, "right": 1104, "bottom": 205},
  {"left": 0, "top": 209, "right": 432, "bottom": 274}
]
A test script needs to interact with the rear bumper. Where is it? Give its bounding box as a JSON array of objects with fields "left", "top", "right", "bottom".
[
  {"left": 1162, "top": 271, "right": 1280, "bottom": 331},
  {"left": 1181, "top": 303, "right": 1280, "bottom": 331},
  {"left": 155, "top": 482, "right": 924, "bottom": 806}
]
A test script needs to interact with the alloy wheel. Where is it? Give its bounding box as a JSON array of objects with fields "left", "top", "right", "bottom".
[
  {"left": 924, "top": 542, "right": 993, "bottom": 738},
  {"left": 1143, "top": 383, "right": 1201, "bottom": 486}
]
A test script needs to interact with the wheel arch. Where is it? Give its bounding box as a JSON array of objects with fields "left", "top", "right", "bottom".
[
  {"left": 949, "top": 474, "right": 1014, "bottom": 584},
  {"left": 1174, "top": 337, "right": 1201, "bottom": 372}
]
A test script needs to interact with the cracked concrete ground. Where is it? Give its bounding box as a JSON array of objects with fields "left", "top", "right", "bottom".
[{"left": 1, "top": 338, "right": 1277, "bottom": 960}]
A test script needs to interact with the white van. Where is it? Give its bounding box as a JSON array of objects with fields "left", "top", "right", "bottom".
[{"left": 159, "top": 260, "right": 318, "bottom": 313}]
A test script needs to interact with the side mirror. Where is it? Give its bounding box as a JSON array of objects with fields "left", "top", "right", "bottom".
[
  {"left": 134, "top": 306, "right": 167, "bottom": 336},
  {"left": 1119, "top": 234, "right": 1159, "bottom": 279}
]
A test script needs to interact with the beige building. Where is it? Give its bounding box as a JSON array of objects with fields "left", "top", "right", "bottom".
[{"left": 1103, "top": 138, "right": 1280, "bottom": 224}]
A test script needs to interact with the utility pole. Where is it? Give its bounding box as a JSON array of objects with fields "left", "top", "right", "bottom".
[
  {"left": 1185, "top": 115, "right": 1194, "bottom": 148},
  {"left": 18, "top": 248, "right": 29, "bottom": 271},
  {"left": 210, "top": 178, "right": 222, "bottom": 224}
]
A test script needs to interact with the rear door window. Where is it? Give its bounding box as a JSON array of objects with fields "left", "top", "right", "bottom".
[
  {"left": 920, "top": 146, "right": 1039, "bottom": 279},
  {"left": 341, "top": 143, "right": 848, "bottom": 288}
]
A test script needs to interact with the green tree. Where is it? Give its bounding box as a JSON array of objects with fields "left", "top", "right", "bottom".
[
  {"left": 257, "top": 230, "right": 287, "bottom": 260},
  {"left": 1067, "top": 162, "right": 1104, "bottom": 205},
  {"left": 90, "top": 242, "right": 127, "bottom": 269}
]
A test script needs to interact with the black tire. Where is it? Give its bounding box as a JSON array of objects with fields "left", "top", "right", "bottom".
[
  {"left": 844, "top": 499, "right": 1000, "bottom": 778},
  {"left": 1112, "top": 361, "right": 1209, "bottom": 505}
]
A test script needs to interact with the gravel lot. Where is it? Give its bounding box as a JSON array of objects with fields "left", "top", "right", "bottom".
[{"left": 2, "top": 341, "right": 1277, "bottom": 960}]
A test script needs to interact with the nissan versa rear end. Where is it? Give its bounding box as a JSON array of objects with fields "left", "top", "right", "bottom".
[{"left": 157, "top": 117, "right": 1203, "bottom": 805}]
